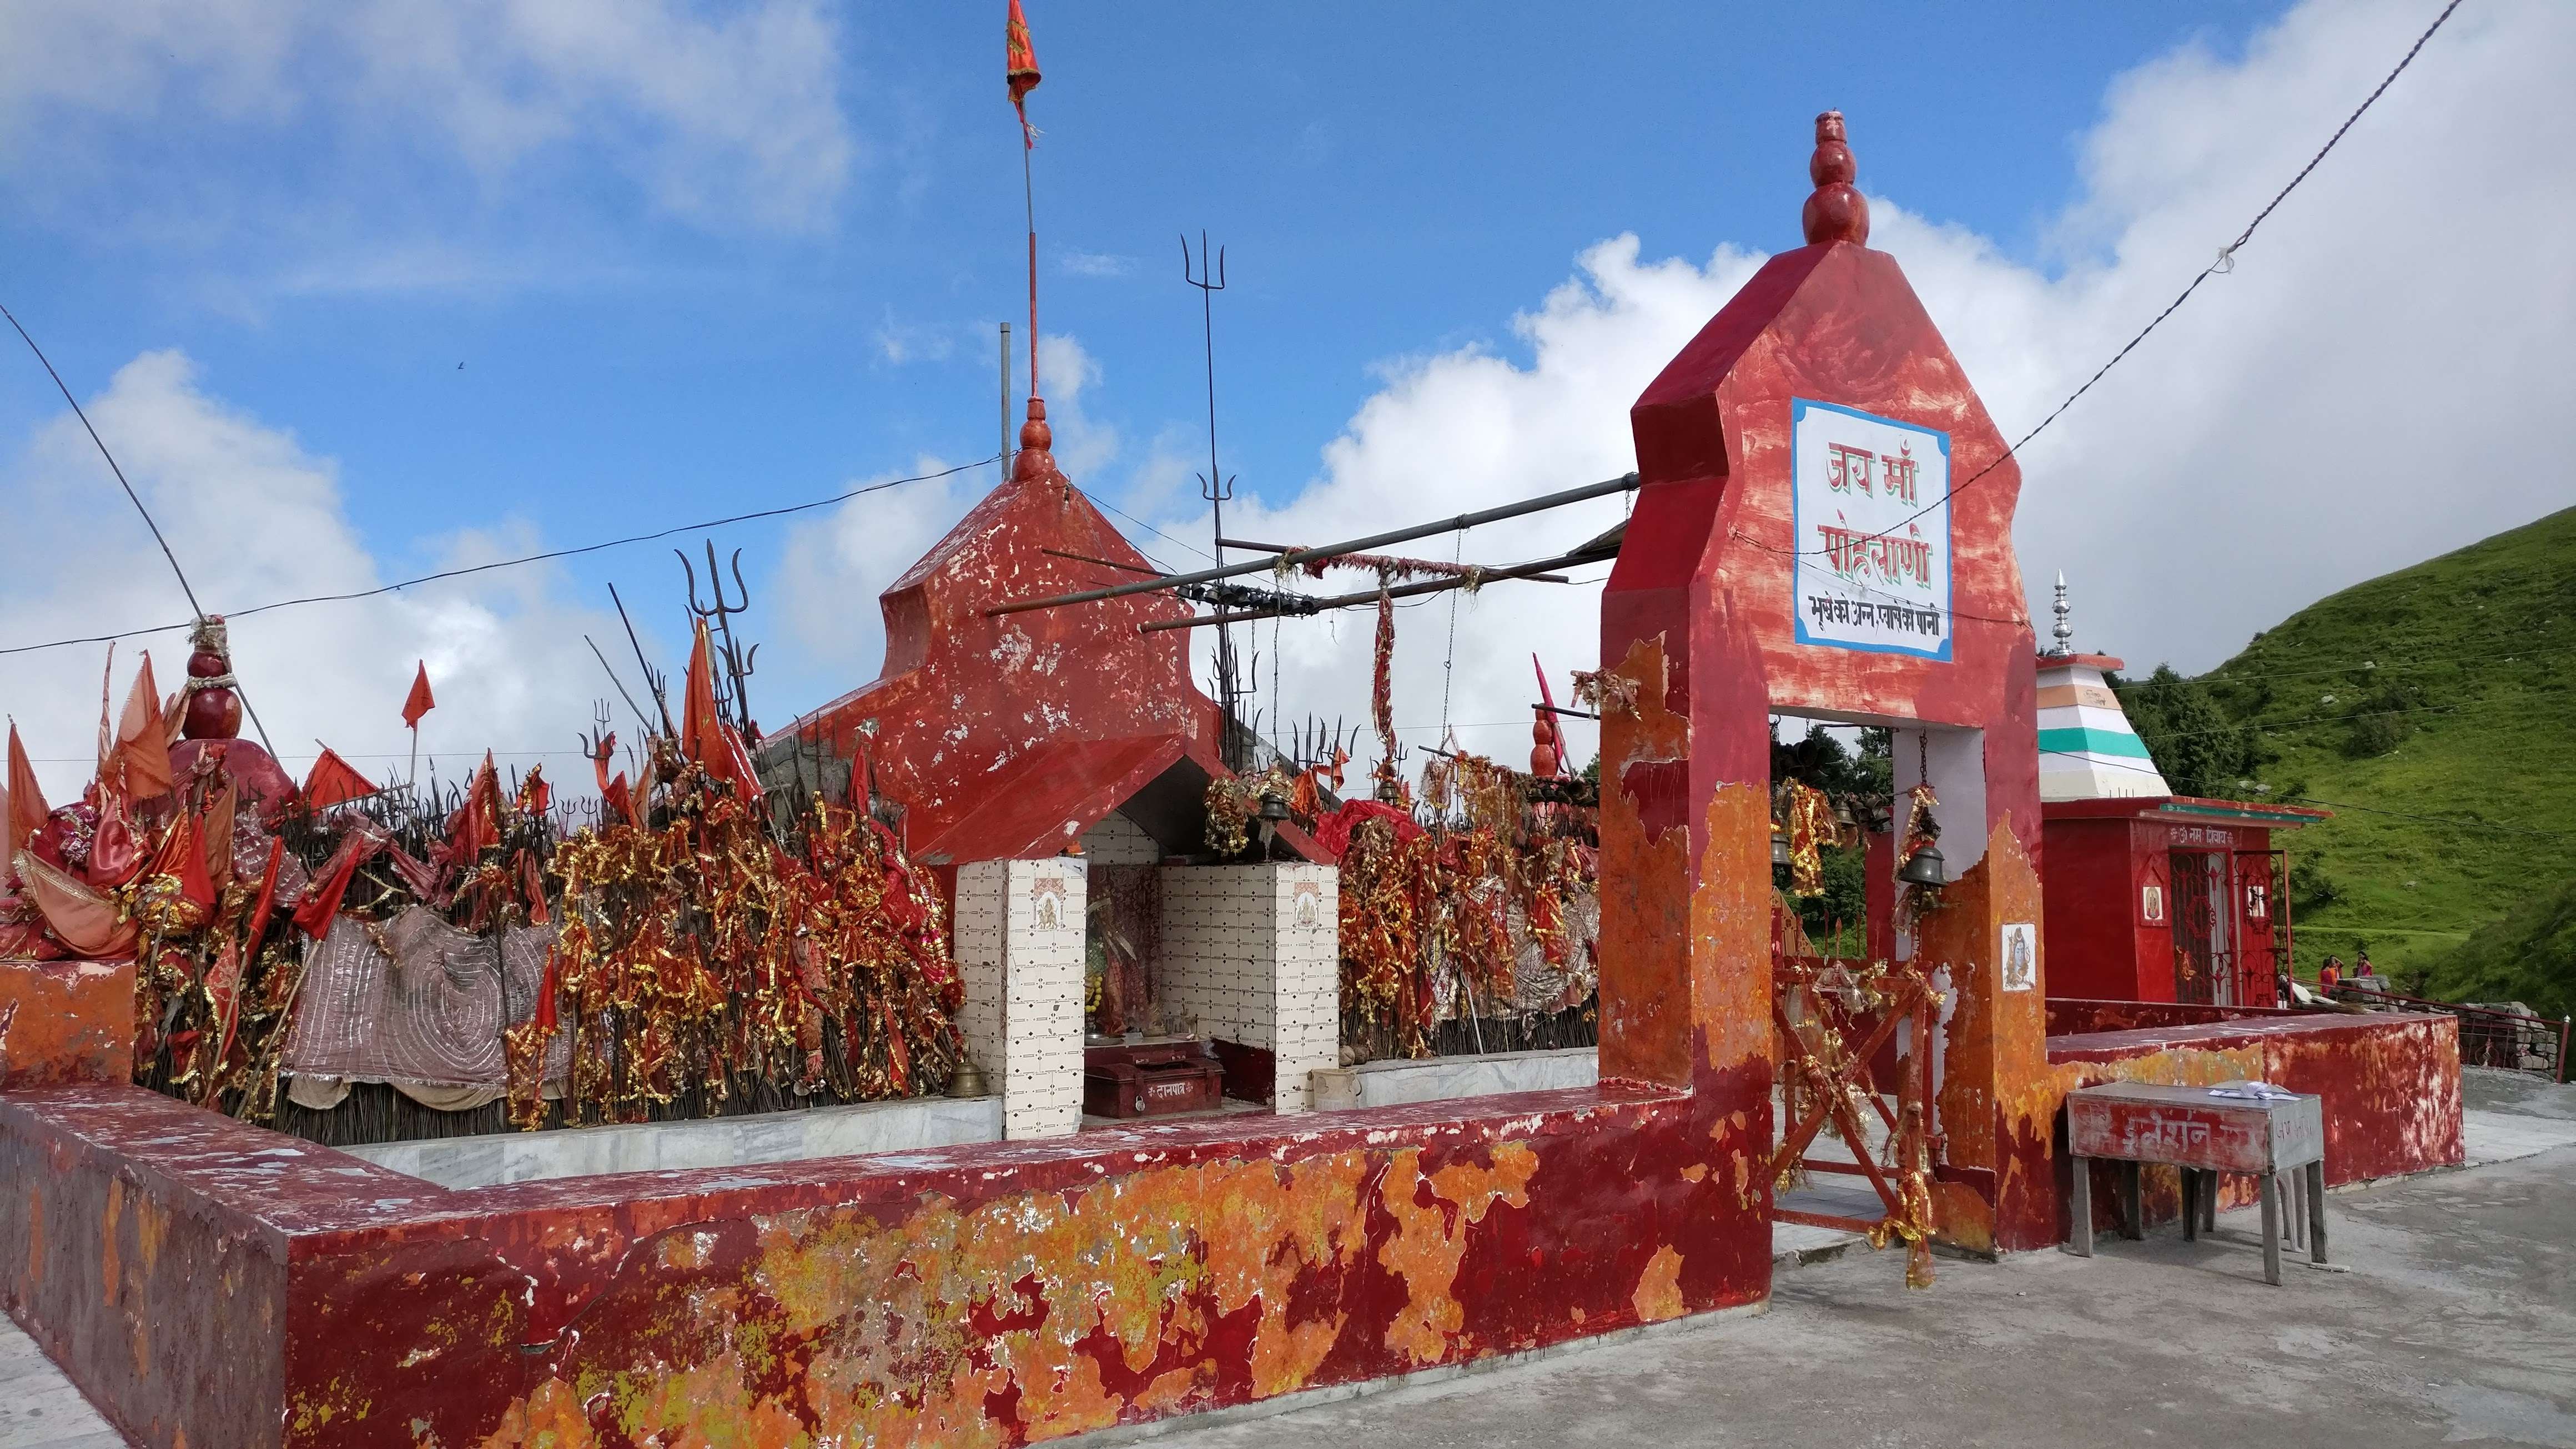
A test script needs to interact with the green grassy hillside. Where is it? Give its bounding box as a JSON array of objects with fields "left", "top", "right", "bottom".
[
  {"left": 2428, "top": 872, "right": 2575, "bottom": 1024},
  {"left": 2114, "top": 505, "right": 2576, "bottom": 1000}
]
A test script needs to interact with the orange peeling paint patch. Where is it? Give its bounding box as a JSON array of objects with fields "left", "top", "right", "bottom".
[
  {"left": 1024, "top": 1353, "right": 1124, "bottom": 1441},
  {"left": 1690, "top": 784, "right": 1773, "bottom": 1072},
  {"left": 1597, "top": 635, "right": 1696, "bottom": 1089},
  {"left": 100, "top": 1176, "right": 122, "bottom": 1308},
  {"left": 477, "top": 1377, "right": 594, "bottom": 1449},
  {"left": 1376, "top": 1143, "right": 1540, "bottom": 1365},
  {"left": 1680, "top": 1164, "right": 1708, "bottom": 1183},
  {"left": 1631, "top": 1245, "right": 1686, "bottom": 1324}
]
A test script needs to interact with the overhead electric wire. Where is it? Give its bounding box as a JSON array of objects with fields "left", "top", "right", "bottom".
[
  {"left": 1753, "top": 0, "right": 2467, "bottom": 561},
  {"left": 4, "top": 299, "right": 284, "bottom": 756},
  {"left": 987, "top": 471, "right": 1639, "bottom": 618},
  {"left": 0, "top": 454, "right": 1000, "bottom": 659}
]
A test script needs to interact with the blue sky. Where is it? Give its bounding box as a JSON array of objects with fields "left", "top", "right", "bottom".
[
  {"left": 2, "top": 0, "right": 2566, "bottom": 788},
  {"left": 4, "top": 2, "right": 2284, "bottom": 573}
]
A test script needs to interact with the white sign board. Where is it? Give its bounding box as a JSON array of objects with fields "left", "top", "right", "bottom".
[{"left": 1790, "top": 399, "right": 1952, "bottom": 660}]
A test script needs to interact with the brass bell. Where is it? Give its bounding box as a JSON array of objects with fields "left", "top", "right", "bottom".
[
  {"left": 1899, "top": 843, "right": 1948, "bottom": 887},
  {"left": 1258, "top": 789, "right": 1291, "bottom": 823},
  {"left": 1771, "top": 824, "right": 1793, "bottom": 868}
]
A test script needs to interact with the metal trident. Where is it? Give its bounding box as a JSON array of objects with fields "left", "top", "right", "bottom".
[
  {"left": 677, "top": 541, "right": 759, "bottom": 732},
  {"left": 577, "top": 700, "right": 615, "bottom": 772},
  {"left": 1184, "top": 230, "right": 1246, "bottom": 768}
]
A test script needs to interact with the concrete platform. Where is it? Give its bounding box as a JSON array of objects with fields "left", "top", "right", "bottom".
[
  {"left": 341, "top": 1092, "right": 1004, "bottom": 1189},
  {"left": 12, "top": 1073, "right": 2563, "bottom": 1448},
  {"left": 1308, "top": 1047, "right": 1597, "bottom": 1111}
]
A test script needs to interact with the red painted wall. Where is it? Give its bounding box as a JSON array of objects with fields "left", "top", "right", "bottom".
[
  {"left": 2, "top": 1080, "right": 1767, "bottom": 1449},
  {"left": 2042, "top": 814, "right": 2283, "bottom": 1004},
  {"left": 2042, "top": 1010, "right": 2463, "bottom": 1239},
  {"left": 2039, "top": 818, "right": 2138, "bottom": 1000}
]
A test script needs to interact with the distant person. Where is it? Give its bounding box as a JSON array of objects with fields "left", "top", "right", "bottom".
[
  {"left": 2318, "top": 955, "right": 2343, "bottom": 990},
  {"left": 2354, "top": 947, "right": 2377, "bottom": 986}
]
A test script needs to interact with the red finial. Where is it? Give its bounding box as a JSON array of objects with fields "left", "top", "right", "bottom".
[
  {"left": 1802, "top": 110, "right": 1869, "bottom": 246},
  {"left": 1010, "top": 396, "right": 1058, "bottom": 484},
  {"left": 1530, "top": 707, "right": 1559, "bottom": 779}
]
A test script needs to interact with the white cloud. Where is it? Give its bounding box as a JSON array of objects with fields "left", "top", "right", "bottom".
[
  {"left": 0, "top": 351, "right": 632, "bottom": 799},
  {"left": 1035, "top": 333, "right": 1120, "bottom": 482},
  {"left": 0, "top": 0, "right": 854, "bottom": 237},
  {"left": 773, "top": 454, "right": 996, "bottom": 690},
  {"left": 1060, "top": 251, "right": 1136, "bottom": 279},
  {"left": 770, "top": 330, "right": 1142, "bottom": 696},
  {"left": 1145, "top": 238, "right": 1760, "bottom": 773},
  {"left": 1128, "top": 0, "right": 2576, "bottom": 776}
]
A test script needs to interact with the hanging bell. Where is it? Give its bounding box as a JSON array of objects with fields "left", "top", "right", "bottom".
[
  {"left": 1771, "top": 824, "right": 1793, "bottom": 868},
  {"left": 1899, "top": 843, "right": 1948, "bottom": 887},
  {"left": 1258, "top": 789, "right": 1291, "bottom": 823}
]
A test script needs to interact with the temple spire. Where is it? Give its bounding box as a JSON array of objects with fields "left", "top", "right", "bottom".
[
  {"left": 2050, "top": 571, "right": 2074, "bottom": 656},
  {"left": 1802, "top": 110, "right": 1870, "bottom": 246}
]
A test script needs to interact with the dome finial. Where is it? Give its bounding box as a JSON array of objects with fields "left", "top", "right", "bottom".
[
  {"left": 1010, "top": 396, "right": 1058, "bottom": 484},
  {"left": 2050, "top": 572, "right": 2075, "bottom": 655},
  {"left": 1802, "top": 110, "right": 1870, "bottom": 246}
]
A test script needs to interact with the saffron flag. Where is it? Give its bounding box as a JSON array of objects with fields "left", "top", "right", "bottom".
[
  {"left": 110, "top": 653, "right": 176, "bottom": 801},
  {"left": 401, "top": 661, "right": 435, "bottom": 729},
  {"left": 5, "top": 721, "right": 48, "bottom": 868},
  {"left": 1007, "top": 0, "right": 1042, "bottom": 147},
  {"left": 302, "top": 747, "right": 378, "bottom": 811},
  {"left": 681, "top": 619, "right": 764, "bottom": 798}
]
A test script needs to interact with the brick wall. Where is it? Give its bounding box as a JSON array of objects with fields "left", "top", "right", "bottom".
[
  {"left": 953, "top": 858, "right": 1086, "bottom": 1139},
  {"left": 1158, "top": 864, "right": 1340, "bottom": 1113}
]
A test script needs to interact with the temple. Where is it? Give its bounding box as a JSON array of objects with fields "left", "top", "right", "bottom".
[
  {"left": 2036, "top": 576, "right": 2328, "bottom": 1008},
  {"left": 0, "top": 110, "right": 2463, "bottom": 1449}
]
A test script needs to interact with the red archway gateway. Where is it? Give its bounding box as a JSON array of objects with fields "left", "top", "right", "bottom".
[{"left": 1596, "top": 111, "right": 2057, "bottom": 1255}]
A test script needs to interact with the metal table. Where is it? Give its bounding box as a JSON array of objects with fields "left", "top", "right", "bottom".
[{"left": 2064, "top": 1081, "right": 2327, "bottom": 1285}]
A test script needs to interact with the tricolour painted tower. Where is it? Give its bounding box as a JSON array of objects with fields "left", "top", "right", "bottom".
[{"left": 2035, "top": 574, "right": 2170, "bottom": 801}]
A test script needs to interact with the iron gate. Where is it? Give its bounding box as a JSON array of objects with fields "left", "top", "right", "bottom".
[
  {"left": 1770, "top": 955, "right": 1941, "bottom": 1286},
  {"left": 2169, "top": 849, "right": 2238, "bottom": 1005}
]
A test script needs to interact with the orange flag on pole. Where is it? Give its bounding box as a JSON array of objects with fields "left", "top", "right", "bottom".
[
  {"left": 401, "top": 662, "right": 436, "bottom": 729},
  {"left": 301, "top": 748, "right": 379, "bottom": 811},
  {"left": 1007, "top": 0, "right": 1042, "bottom": 148}
]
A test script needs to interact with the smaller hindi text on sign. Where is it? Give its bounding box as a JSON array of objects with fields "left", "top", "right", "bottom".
[{"left": 1790, "top": 399, "right": 1952, "bottom": 660}]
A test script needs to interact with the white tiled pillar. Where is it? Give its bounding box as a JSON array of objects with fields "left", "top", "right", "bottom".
[
  {"left": 1267, "top": 864, "right": 1340, "bottom": 1112},
  {"left": 953, "top": 858, "right": 1085, "bottom": 1139},
  {"left": 1155, "top": 863, "right": 1340, "bottom": 1113}
]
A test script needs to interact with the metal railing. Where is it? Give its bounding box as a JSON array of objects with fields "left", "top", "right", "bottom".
[{"left": 2330, "top": 985, "right": 2570, "bottom": 1082}]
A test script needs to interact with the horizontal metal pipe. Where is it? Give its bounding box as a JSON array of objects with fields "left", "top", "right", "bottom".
[
  {"left": 1136, "top": 546, "right": 1608, "bottom": 633},
  {"left": 1039, "top": 546, "right": 1158, "bottom": 577},
  {"left": 1220, "top": 535, "right": 1566, "bottom": 582},
  {"left": 988, "top": 470, "right": 1637, "bottom": 618}
]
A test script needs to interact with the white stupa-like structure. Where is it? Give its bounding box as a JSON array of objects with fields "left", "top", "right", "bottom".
[{"left": 2035, "top": 573, "right": 2170, "bottom": 802}]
